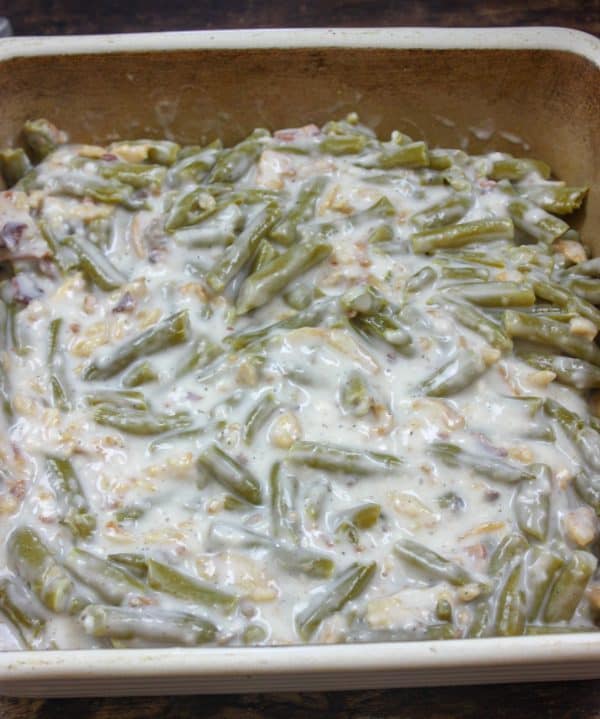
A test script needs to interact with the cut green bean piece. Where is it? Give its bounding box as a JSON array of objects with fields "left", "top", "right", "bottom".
[
  {"left": 531, "top": 279, "right": 600, "bottom": 329},
  {"left": 146, "top": 559, "right": 237, "bottom": 611},
  {"left": 108, "top": 139, "right": 180, "bottom": 166},
  {"left": 236, "top": 239, "right": 331, "bottom": 314},
  {"left": 517, "top": 352, "right": 600, "bottom": 390},
  {"left": 523, "top": 185, "right": 588, "bottom": 215},
  {"left": 418, "top": 349, "right": 486, "bottom": 397},
  {"left": 438, "top": 297, "right": 512, "bottom": 350},
  {"left": 447, "top": 282, "right": 535, "bottom": 308},
  {"left": 406, "top": 266, "right": 437, "bottom": 293},
  {"left": 7, "top": 527, "right": 82, "bottom": 614},
  {"left": 85, "top": 389, "right": 148, "bottom": 411},
  {"left": 63, "top": 237, "right": 126, "bottom": 291},
  {"left": 435, "top": 598, "right": 453, "bottom": 623},
  {"left": 0, "top": 148, "right": 32, "bottom": 187},
  {"left": 339, "top": 370, "right": 372, "bottom": 417},
  {"left": 175, "top": 336, "right": 222, "bottom": 379},
  {"left": 394, "top": 538, "right": 473, "bottom": 586},
  {"left": 543, "top": 398, "right": 600, "bottom": 472},
  {"left": 271, "top": 177, "right": 328, "bottom": 246},
  {"left": 488, "top": 533, "right": 529, "bottom": 576},
  {"left": 251, "top": 239, "right": 278, "bottom": 273},
  {"left": 508, "top": 198, "right": 569, "bottom": 244},
  {"left": 411, "top": 218, "right": 514, "bottom": 254},
  {"left": 243, "top": 392, "right": 278, "bottom": 444},
  {"left": 121, "top": 360, "right": 158, "bottom": 388},
  {"left": 23, "top": 119, "right": 66, "bottom": 161},
  {"left": 99, "top": 162, "right": 166, "bottom": 189},
  {"left": 515, "top": 464, "right": 551, "bottom": 541},
  {"left": 208, "top": 129, "right": 268, "bottom": 183},
  {"left": 367, "top": 224, "right": 394, "bottom": 244},
  {"left": 351, "top": 311, "right": 412, "bottom": 351},
  {"left": 288, "top": 441, "right": 402, "bottom": 476},
  {"left": 567, "top": 277, "right": 600, "bottom": 305},
  {"left": 544, "top": 551, "right": 597, "bottom": 623},
  {"left": 65, "top": 548, "right": 145, "bottom": 604},
  {"left": 84, "top": 310, "right": 190, "bottom": 380},
  {"left": 334, "top": 503, "right": 381, "bottom": 543},
  {"left": 80, "top": 604, "right": 217, "bottom": 645},
  {"left": 107, "top": 553, "right": 149, "bottom": 579},
  {"left": 496, "top": 562, "right": 526, "bottom": 637},
  {"left": 0, "top": 577, "right": 46, "bottom": 641},
  {"left": 197, "top": 443, "right": 262, "bottom": 505},
  {"left": 46, "top": 457, "right": 96, "bottom": 538},
  {"left": 467, "top": 600, "right": 492, "bottom": 638},
  {"left": 296, "top": 562, "right": 376, "bottom": 640},
  {"left": 565, "top": 257, "right": 600, "bottom": 278},
  {"left": 431, "top": 442, "right": 536, "bottom": 484},
  {"left": 573, "top": 471, "right": 600, "bottom": 515},
  {"left": 487, "top": 156, "right": 550, "bottom": 181},
  {"left": 320, "top": 135, "right": 369, "bottom": 156},
  {"left": 48, "top": 318, "right": 71, "bottom": 411},
  {"left": 206, "top": 203, "right": 281, "bottom": 293},
  {"left": 359, "top": 141, "right": 429, "bottom": 169},
  {"left": 93, "top": 406, "right": 192, "bottom": 436},
  {"left": 525, "top": 546, "right": 564, "bottom": 621},
  {"left": 47, "top": 173, "right": 148, "bottom": 211},
  {"left": 411, "top": 194, "right": 471, "bottom": 230},
  {"left": 503, "top": 310, "right": 600, "bottom": 366}
]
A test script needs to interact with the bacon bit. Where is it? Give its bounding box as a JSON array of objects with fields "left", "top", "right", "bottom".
[
  {"left": 477, "top": 178, "right": 497, "bottom": 191},
  {"left": 484, "top": 489, "right": 501, "bottom": 503},
  {"left": 112, "top": 291, "right": 135, "bottom": 313},
  {"left": 464, "top": 543, "right": 488, "bottom": 561},
  {"left": 11, "top": 274, "right": 43, "bottom": 305},
  {"left": 9, "top": 479, "right": 27, "bottom": 500},
  {"left": 459, "top": 521, "right": 505, "bottom": 539},
  {"left": 100, "top": 153, "right": 119, "bottom": 162},
  {"left": 69, "top": 322, "right": 81, "bottom": 334},
  {"left": 0, "top": 222, "right": 27, "bottom": 251}
]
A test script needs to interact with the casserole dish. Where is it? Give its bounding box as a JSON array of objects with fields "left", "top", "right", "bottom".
[{"left": 0, "top": 26, "right": 598, "bottom": 696}]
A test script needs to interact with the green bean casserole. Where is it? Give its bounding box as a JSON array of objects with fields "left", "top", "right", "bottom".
[{"left": 0, "top": 116, "right": 598, "bottom": 649}]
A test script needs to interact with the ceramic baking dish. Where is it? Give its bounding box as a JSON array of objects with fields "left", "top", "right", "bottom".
[{"left": 0, "top": 26, "right": 598, "bottom": 697}]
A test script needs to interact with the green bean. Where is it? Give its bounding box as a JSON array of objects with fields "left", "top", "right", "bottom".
[
  {"left": 446, "top": 281, "right": 535, "bottom": 308},
  {"left": 206, "top": 203, "right": 281, "bottom": 293},
  {"left": 242, "top": 623, "right": 268, "bottom": 644},
  {"left": 488, "top": 533, "right": 529, "bottom": 576},
  {"left": 5, "top": 302, "right": 28, "bottom": 356},
  {"left": 0, "top": 148, "right": 32, "bottom": 187},
  {"left": 22, "top": 119, "right": 65, "bottom": 161},
  {"left": 418, "top": 349, "right": 487, "bottom": 397},
  {"left": 84, "top": 310, "right": 190, "bottom": 380},
  {"left": 271, "top": 177, "right": 328, "bottom": 245},
  {"left": 411, "top": 218, "right": 514, "bottom": 254},
  {"left": 440, "top": 265, "right": 489, "bottom": 281},
  {"left": 486, "top": 156, "right": 550, "bottom": 181},
  {"left": 573, "top": 471, "right": 600, "bottom": 515},
  {"left": 435, "top": 598, "right": 453, "bottom": 623},
  {"left": 209, "top": 129, "right": 268, "bottom": 183},
  {"left": 107, "top": 553, "right": 149, "bottom": 579},
  {"left": 47, "top": 173, "right": 147, "bottom": 211},
  {"left": 531, "top": 279, "right": 600, "bottom": 329},
  {"left": 146, "top": 558, "right": 237, "bottom": 611},
  {"left": 288, "top": 441, "right": 402, "bottom": 476},
  {"left": 339, "top": 370, "right": 372, "bottom": 417},
  {"left": 283, "top": 283, "right": 322, "bottom": 311},
  {"left": 320, "top": 135, "right": 369, "bottom": 156},
  {"left": 367, "top": 224, "right": 394, "bottom": 244},
  {"left": 167, "top": 143, "right": 221, "bottom": 184},
  {"left": 508, "top": 198, "right": 569, "bottom": 244},
  {"left": 394, "top": 538, "right": 473, "bottom": 586},
  {"left": 350, "top": 311, "right": 412, "bottom": 351},
  {"left": 495, "top": 562, "right": 526, "bottom": 636},
  {"left": 431, "top": 442, "right": 536, "bottom": 484},
  {"left": 46, "top": 457, "right": 96, "bottom": 539},
  {"left": 503, "top": 310, "right": 600, "bottom": 365},
  {"left": 47, "top": 318, "right": 71, "bottom": 411},
  {"left": 341, "top": 285, "right": 387, "bottom": 315},
  {"left": 99, "top": 162, "right": 166, "bottom": 189},
  {"left": 525, "top": 546, "right": 564, "bottom": 621},
  {"left": 197, "top": 443, "right": 262, "bottom": 505},
  {"left": 250, "top": 239, "right": 279, "bottom": 273},
  {"left": 406, "top": 266, "right": 437, "bottom": 293},
  {"left": 0, "top": 577, "right": 45, "bottom": 643},
  {"left": 93, "top": 406, "right": 192, "bottom": 436},
  {"left": 108, "top": 139, "right": 180, "bottom": 166},
  {"left": 467, "top": 600, "right": 492, "bottom": 638},
  {"left": 544, "top": 551, "right": 597, "bottom": 623},
  {"left": 165, "top": 190, "right": 228, "bottom": 232},
  {"left": 567, "top": 277, "right": 600, "bottom": 305},
  {"left": 208, "top": 521, "right": 334, "bottom": 578},
  {"left": 80, "top": 604, "right": 217, "bottom": 645},
  {"left": 543, "top": 398, "right": 600, "bottom": 472},
  {"left": 411, "top": 194, "right": 471, "bottom": 230},
  {"left": 437, "top": 297, "right": 512, "bottom": 351},
  {"left": 565, "top": 257, "right": 600, "bottom": 278},
  {"left": 62, "top": 235, "right": 125, "bottom": 291},
  {"left": 121, "top": 360, "right": 158, "bottom": 387},
  {"left": 334, "top": 503, "right": 381, "bottom": 543},
  {"left": 242, "top": 392, "right": 278, "bottom": 444},
  {"left": 525, "top": 624, "right": 594, "bottom": 635},
  {"left": 359, "top": 141, "right": 429, "bottom": 169},
  {"left": 522, "top": 185, "right": 588, "bottom": 215},
  {"left": 65, "top": 548, "right": 145, "bottom": 604},
  {"left": 515, "top": 464, "right": 551, "bottom": 541},
  {"left": 236, "top": 239, "right": 331, "bottom": 314},
  {"left": 296, "top": 562, "right": 376, "bottom": 640},
  {"left": 7, "top": 527, "right": 83, "bottom": 614},
  {"left": 517, "top": 352, "right": 600, "bottom": 390},
  {"left": 270, "top": 461, "right": 301, "bottom": 542},
  {"left": 175, "top": 336, "right": 221, "bottom": 379},
  {"left": 85, "top": 389, "right": 149, "bottom": 411}
]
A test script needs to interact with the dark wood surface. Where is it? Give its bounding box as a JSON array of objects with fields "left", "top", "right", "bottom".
[{"left": 0, "top": 2, "right": 599, "bottom": 717}]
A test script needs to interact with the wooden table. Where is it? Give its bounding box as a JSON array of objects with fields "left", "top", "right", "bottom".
[{"left": 1, "top": 2, "right": 599, "bottom": 716}]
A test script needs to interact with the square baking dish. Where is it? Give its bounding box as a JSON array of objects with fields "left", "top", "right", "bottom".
[{"left": 0, "top": 27, "right": 598, "bottom": 697}]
